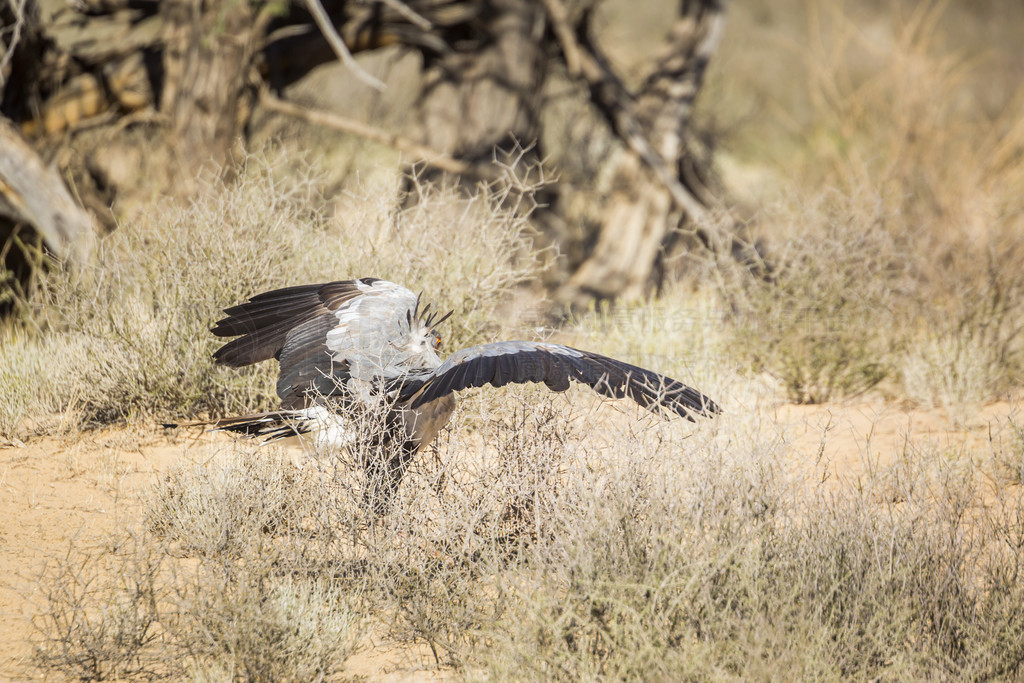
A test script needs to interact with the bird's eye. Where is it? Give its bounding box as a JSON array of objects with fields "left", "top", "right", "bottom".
[{"left": 432, "top": 333, "right": 442, "bottom": 349}]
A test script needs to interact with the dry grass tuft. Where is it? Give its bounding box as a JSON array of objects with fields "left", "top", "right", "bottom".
[
  {"left": 718, "top": 2, "right": 1024, "bottom": 413},
  {"left": 990, "top": 410, "right": 1024, "bottom": 486},
  {"left": 0, "top": 153, "right": 541, "bottom": 438},
  {"left": 29, "top": 377, "right": 1024, "bottom": 680}
]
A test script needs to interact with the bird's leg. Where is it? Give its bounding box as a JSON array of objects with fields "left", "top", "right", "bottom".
[{"left": 361, "top": 439, "right": 415, "bottom": 517}]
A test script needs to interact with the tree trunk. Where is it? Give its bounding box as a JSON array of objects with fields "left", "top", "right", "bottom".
[
  {"left": 563, "top": 153, "right": 681, "bottom": 302},
  {"left": 558, "top": 0, "right": 727, "bottom": 306},
  {"left": 160, "top": 0, "right": 262, "bottom": 178},
  {"left": 412, "top": 0, "right": 548, "bottom": 168}
]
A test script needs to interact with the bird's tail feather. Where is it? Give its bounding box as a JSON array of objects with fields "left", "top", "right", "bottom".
[{"left": 162, "top": 411, "right": 310, "bottom": 442}]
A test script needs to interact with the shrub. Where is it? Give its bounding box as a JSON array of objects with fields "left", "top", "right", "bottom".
[
  {"left": 169, "top": 569, "right": 361, "bottom": 682},
  {"left": 720, "top": 193, "right": 902, "bottom": 403},
  {"left": 716, "top": 1, "right": 1024, "bottom": 409},
  {"left": 478, "top": 424, "right": 1024, "bottom": 680},
  {"left": 30, "top": 386, "right": 1024, "bottom": 681},
  {"left": 0, "top": 153, "right": 540, "bottom": 437},
  {"left": 32, "top": 538, "right": 167, "bottom": 681}
]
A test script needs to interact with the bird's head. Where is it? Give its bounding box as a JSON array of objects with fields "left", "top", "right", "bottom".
[{"left": 403, "top": 295, "right": 454, "bottom": 366}]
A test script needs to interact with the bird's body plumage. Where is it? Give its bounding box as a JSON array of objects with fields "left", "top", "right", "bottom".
[{"left": 198, "top": 278, "right": 718, "bottom": 511}]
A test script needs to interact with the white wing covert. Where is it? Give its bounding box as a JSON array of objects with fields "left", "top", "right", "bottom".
[{"left": 212, "top": 278, "right": 438, "bottom": 409}]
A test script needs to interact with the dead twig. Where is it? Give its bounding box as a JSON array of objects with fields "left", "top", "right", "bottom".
[
  {"left": 0, "top": 0, "right": 28, "bottom": 88},
  {"left": 260, "top": 89, "right": 492, "bottom": 179},
  {"left": 536, "top": 0, "right": 581, "bottom": 78},
  {"left": 304, "top": 0, "right": 387, "bottom": 91},
  {"left": 377, "top": 0, "right": 432, "bottom": 31}
]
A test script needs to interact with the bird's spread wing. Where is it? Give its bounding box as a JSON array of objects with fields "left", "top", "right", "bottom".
[
  {"left": 211, "top": 278, "right": 426, "bottom": 408},
  {"left": 212, "top": 279, "right": 375, "bottom": 366},
  {"left": 399, "top": 341, "right": 719, "bottom": 420}
]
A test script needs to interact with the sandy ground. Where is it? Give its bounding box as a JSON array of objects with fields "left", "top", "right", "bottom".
[
  {"left": 776, "top": 398, "right": 1021, "bottom": 499},
  {"left": 0, "top": 429, "right": 171, "bottom": 681},
  {"left": 1, "top": 399, "right": 1019, "bottom": 680},
  {"left": 0, "top": 426, "right": 458, "bottom": 681}
]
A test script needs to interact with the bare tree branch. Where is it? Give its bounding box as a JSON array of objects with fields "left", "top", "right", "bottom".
[
  {"left": 377, "top": 0, "right": 432, "bottom": 31},
  {"left": 304, "top": 0, "right": 387, "bottom": 91},
  {"left": 539, "top": 0, "right": 714, "bottom": 227},
  {"left": 66, "top": 0, "right": 159, "bottom": 17},
  {"left": 0, "top": 119, "right": 95, "bottom": 264},
  {"left": 260, "top": 89, "right": 490, "bottom": 178},
  {"left": 536, "top": 0, "right": 581, "bottom": 77}
]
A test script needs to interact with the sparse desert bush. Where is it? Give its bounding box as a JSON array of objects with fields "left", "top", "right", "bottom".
[
  {"left": 717, "top": 1, "right": 1024, "bottom": 409},
  {"left": 146, "top": 447, "right": 322, "bottom": 558},
  {"left": 477, "top": 421, "right": 1024, "bottom": 680},
  {"left": 33, "top": 537, "right": 167, "bottom": 681},
  {"left": 35, "top": 444, "right": 367, "bottom": 681},
  {"left": 0, "top": 152, "right": 540, "bottom": 438},
  {"left": 371, "top": 396, "right": 589, "bottom": 665},
  {"left": 169, "top": 567, "right": 361, "bottom": 682},
  {"left": 719, "top": 194, "right": 902, "bottom": 403},
  {"left": 30, "top": 382, "right": 1024, "bottom": 681}
]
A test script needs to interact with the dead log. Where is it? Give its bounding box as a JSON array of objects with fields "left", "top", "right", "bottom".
[{"left": 0, "top": 118, "right": 96, "bottom": 310}]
